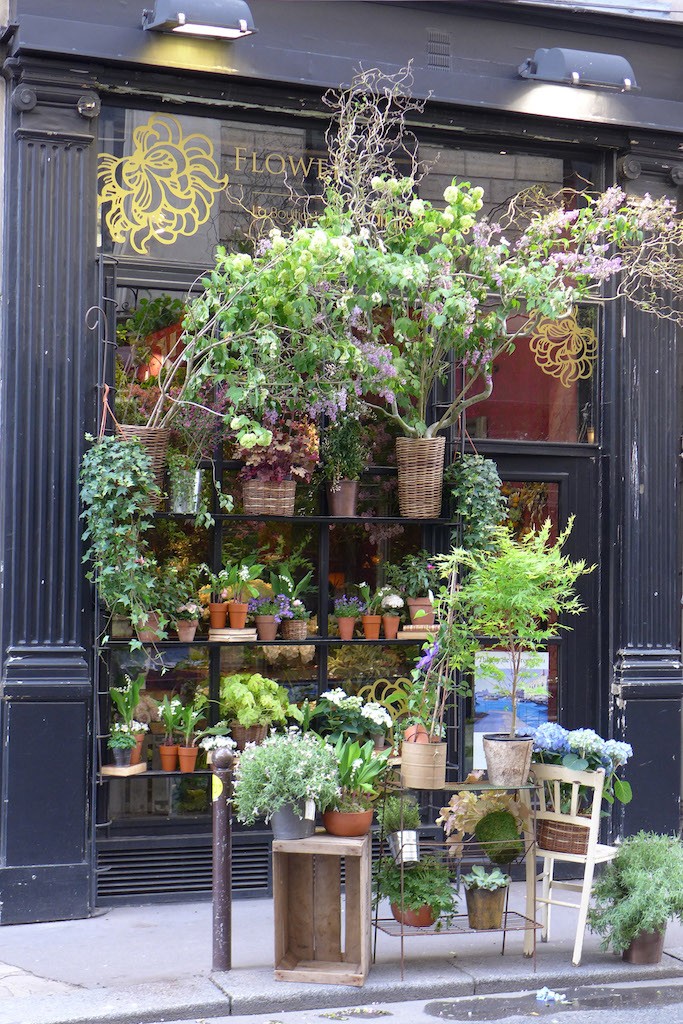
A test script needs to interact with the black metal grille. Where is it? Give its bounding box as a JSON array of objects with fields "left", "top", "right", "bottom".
[
  {"left": 96, "top": 837, "right": 272, "bottom": 903},
  {"left": 427, "top": 30, "right": 451, "bottom": 70}
]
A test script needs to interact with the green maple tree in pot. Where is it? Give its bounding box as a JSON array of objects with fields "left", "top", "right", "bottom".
[{"left": 439, "top": 517, "right": 593, "bottom": 786}]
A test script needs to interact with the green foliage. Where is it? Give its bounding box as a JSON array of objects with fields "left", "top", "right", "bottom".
[
  {"left": 269, "top": 567, "right": 314, "bottom": 603},
  {"left": 176, "top": 693, "right": 208, "bottom": 747},
  {"left": 107, "top": 724, "right": 138, "bottom": 750},
  {"left": 376, "top": 794, "right": 422, "bottom": 835},
  {"left": 384, "top": 551, "right": 440, "bottom": 600},
  {"left": 474, "top": 810, "right": 523, "bottom": 865},
  {"left": 329, "top": 736, "right": 390, "bottom": 811},
  {"left": 319, "top": 415, "right": 367, "bottom": 486},
  {"left": 219, "top": 673, "right": 296, "bottom": 728},
  {"left": 373, "top": 855, "right": 457, "bottom": 918},
  {"left": 588, "top": 832, "right": 683, "bottom": 953},
  {"left": 445, "top": 455, "right": 506, "bottom": 553},
  {"left": 223, "top": 559, "right": 266, "bottom": 603},
  {"left": 461, "top": 865, "right": 511, "bottom": 892},
  {"left": 438, "top": 517, "right": 593, "bottom": 736},
  {"left": 79, "top": 434, "right": 167, "bottom": 640},
  {"left": 123, "top": 295, "right": 185, "bottom": 341},
  {"left": 234, "top": 729, "right": 340, "bottom": 825},
  {"left": 156, "top": 695, "right": 184, "bottom": 742},
  {"left": 109, "top": 674, "right": 145, "bottom": 730}
]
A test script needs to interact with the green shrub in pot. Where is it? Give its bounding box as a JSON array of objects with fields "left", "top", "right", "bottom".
[
  {"left": 376, "top": 794, "right": 422, "bottom": 836},
  {"left": 373, "top": 855, "right": 456, "bottom": 923}
]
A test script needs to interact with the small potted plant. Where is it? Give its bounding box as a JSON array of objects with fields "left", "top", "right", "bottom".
[
  {"left": 223, "top": 559, "right": 265, "bottom": 629},
  {"left": 234, "top": 728, "right": 340, "bottom": 839},
  {"left": 333, "top": 594, "right": 365, "bottom": 640},
  {"left": 234, "top": 413, "right": 319, "bottom": 516},
  {"left": 385, "top": 552, "right": 439, "bottom": 625},
  {"left": 357, "top": 582, "right": 383, "bottom": 640},
  {"left": 359, "top": 700, "right": 393, "bottom": 749},
  {"left": 373, "top": 855, "right": 457, "bottom": 928},
  {"left": 321, "top": 736, "right": 390, "bottom": 836},
  {"left": 248, "top": 593, "right": 291, "bottom": 642},
  {"left": 376, "top": 793, "right": 421, "bottom": 865},
  {"left": 437, "top": 788, "right": 530, "bottom": 862},
  {"left": 107, "top": 722, "right": 138, "bottom": 767},
  {"left": 320, "top": 413, "right": 367, "bottom": 517},
  {"left": 461, "top": 865, "right": 511, "bottom": 931},
  {"left": 588, "top": 831, "right": 683, "bottom": 964},
  {"left": 304, "top": 687, "right": 366, "bottom": 743},
  {"left": 269, "top": 567, "right": 314, "bottom": 640},
  {"left": 219, "top": 672, "right": 298, "bottom": 749},
  {"left": 175, "top": 695, "right": 208, "bottom": 773},
  {"left": 440, "top": 517, "right": 593, "bottom": 786},
  {"left": 202, "top": 567, "right": 231, "bottom": 629},
  {"left": 164, "top": 565, "right": 202, "bottom": 642},
  {"left": 377, "top": 586, "right": 404, "bottom": 640},
  {"left": 199, "top": 731, "right": 237, "bottom": 766},
  {"left": 156, "top": 695, "right": 184, "bottom": 771},
  {"left": 109, "top": 673, "right": 149, "bottom": 765}
]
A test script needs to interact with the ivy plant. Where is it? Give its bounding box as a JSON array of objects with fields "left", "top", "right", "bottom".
[{"left": 445, "top": 454, "right": 506, "bottom": 552}]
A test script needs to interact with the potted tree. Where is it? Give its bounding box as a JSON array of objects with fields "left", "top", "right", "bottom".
[
  {"left": 440, "top": 517, "right": 593, "bottom": 786},
  {"left": 588, "top": 831, "right": 683, "bottom": 964},
  {"left": 373, "top": 855, "right": 457, "bottom": 928},
  {"left": 234, "top": 729, "right": 340, "bottom": 840},
  {"left": 321, "top": 736, "right": 390, "bottom": 836},
  {"left": 461, "top": 866, "right": 511, "bottom": 931},
  {"left": 219, "top": 672, "right": 298, "bottom": 749},
  {"left": 320, "top": 413, "right": 367, "bottom": 517}
]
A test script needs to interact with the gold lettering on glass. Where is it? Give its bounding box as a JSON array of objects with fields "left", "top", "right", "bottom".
[
  {"left": 528, "top": 308, "right": 598, "bottom": 386},
  {"left": 97, "top": 114, "right": 228, "bottom": 255}
]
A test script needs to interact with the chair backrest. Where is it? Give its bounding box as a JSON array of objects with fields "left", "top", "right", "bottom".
[{"left": 530, "top": 763, "right": 606, "bottom": 844}]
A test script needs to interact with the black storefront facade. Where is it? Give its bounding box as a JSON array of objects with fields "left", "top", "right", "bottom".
[{"left": 0, "top": 0, "right": 681, "bottom": 924}]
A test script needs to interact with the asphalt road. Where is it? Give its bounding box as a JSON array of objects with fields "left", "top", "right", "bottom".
[{"left": 144, "top": 981, "right": 683, "bottom": 1024}]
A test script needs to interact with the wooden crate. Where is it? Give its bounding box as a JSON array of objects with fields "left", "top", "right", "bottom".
[
  {"left": 100, "top": 762, "right": 147, "bottom": 778},
  {"left": 272, "top": 832, "right": 371, "bottom": 987}
]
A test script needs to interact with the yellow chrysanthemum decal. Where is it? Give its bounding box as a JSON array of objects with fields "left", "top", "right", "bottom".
[
  {"left": 98, "top": 114, "right": 228, "bottom": 255},
  {"left": 528, "top": 308, "right": 598, "bottom": 387}
]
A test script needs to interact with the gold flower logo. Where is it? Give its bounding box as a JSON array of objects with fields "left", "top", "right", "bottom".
[
  {"left": 528, "top": 309, "right": 598, "bottom": 387},
  {"left": 98, "top": 114, "right": 228, "bottom": 255}
]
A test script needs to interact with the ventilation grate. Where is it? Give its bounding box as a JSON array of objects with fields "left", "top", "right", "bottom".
[
  {"left": 97, "top": 838, "right": 271, "bottom": 903},
  {"left": 427, "top": 29, "right": 451, "bottom": 71}
]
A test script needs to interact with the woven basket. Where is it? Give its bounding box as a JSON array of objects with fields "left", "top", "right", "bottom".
[
  {"left": 537, "top": 819, "right": 589, "bottom": 856},
  {"left": 117, "top": 424, "right": 170, "bottom": 506},
  {"left": 281, "top": 619, "right": 308, "bottom": 641},
  {"left": 230, "top": 723, "right": 268, "bottom": 751},
  {"left": 242, "top": 479, "right": 296, "bottom": 516},
  {"left": 395, "top": 436, "right": 446, "bottom": 518}
]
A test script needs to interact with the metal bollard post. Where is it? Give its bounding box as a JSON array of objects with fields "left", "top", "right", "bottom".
[{"left": 212, "top": 748, "right": 234, "bottom": 972}]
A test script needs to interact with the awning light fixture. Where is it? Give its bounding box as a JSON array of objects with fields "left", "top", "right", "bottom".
[
  {"left": 142, "top": 0, "right": 257, "bottom": 39},
  {"left": 519, "top": 47, "right": 638, "bottom": 91}
]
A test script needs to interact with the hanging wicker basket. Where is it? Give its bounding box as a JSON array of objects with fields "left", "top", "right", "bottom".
[
  {"left": 229, "top": 722, "right": 268, "bottom": 751},
  {"left": 395, "top": 436, "right": 446, "bottom": 518},
  {"left": 117, "top": 424, "right": 170, "bottom": 507},
  {"left": 242, "top": 479, "right": 296, "bottom": 516},
  {"left": 537, "top": 819, "right": 589, "bottom": 856}
]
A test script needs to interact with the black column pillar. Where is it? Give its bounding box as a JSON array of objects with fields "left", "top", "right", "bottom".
[
  {"left": 0, "top": 59, "right": 99, "bottom": 922},
  {"left": 610, "top": 148, "right": 683, "bottom": 836}
]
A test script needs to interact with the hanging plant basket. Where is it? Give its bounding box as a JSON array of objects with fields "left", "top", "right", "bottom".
[
  {"left": 242, "top": 479, "right": 296, "bottom": 516},
  {"left": 117, "top": 424, "right": 170, "bottom": 507},
  {"left": 395, "top": 436, "right": 445, "bottom": 518}
]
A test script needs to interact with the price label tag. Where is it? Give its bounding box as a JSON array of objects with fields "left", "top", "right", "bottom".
[{"left": 304, "top": 799, "right": 315, "bottom": 820}]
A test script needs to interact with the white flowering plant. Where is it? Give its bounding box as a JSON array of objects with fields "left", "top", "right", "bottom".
[
  {"left": 223, "top": 560, "right": 265, "bottom": 604},
  {"left": 305, "top": 687, "right": 366, "bottom": 743},
  {"left": 234, "top": 728, "right": 340, "bottom": 825},
  {"left": 377, "top": 587, "right": 404, "bottom": 615},
  {"left": 199, "top": 733, "right": 237, "bottom": 754},
  {"left": 107, "top": 721, "right": 138, "bottom": 751},
  {"left": 357, "top": 583, "right": 383, "bottom": 615},
  {"left": 156, "top": 695, "right": 184, "bottom": 744},
  {"left": 360, "top": 701, "right": 392, "bottom": 737}
]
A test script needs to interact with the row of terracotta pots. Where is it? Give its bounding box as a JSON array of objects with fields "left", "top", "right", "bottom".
[
  {"left": 209, "top": 601, "right": 248, "bottom": 630},
  {"left": 337, "top": 614, "right": 400, "bottom": 641}
]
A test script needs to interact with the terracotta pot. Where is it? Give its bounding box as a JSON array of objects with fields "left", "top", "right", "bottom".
[
  {"left": 135, "top": 612, "right": 163, "bottom": 643},
  {"left": 255, "top": 615, "right": 278, "bottom": 641},
  {"left": 622, "top": 929, "right": 666, "bottom": 964},
  {"left": 465, "top": 886, "right": 507, "bottom": 930},
  {"left": 361, "top": 614, "right": 381, "bottom": 640},
  {"left": 483, "top": 734, "right": 533, "bottom": 787},
  {"left": 159, "top": 743, "right": 178, "bottom": 771},
  {"left": 176, "top": 620, "right": 198, "bottom": 643},
  {"left": 322, "top": 808, "right": 374, "bottom": 837},
  {"left": 406, "top": 597, "right": 435, "bottom": 626},
  {"left": 178, "top": 746, "right": 199, "bottom": 774},
  {"left": 327, "top": 479, "right": 359, "bottom": 517},
  {"left": 227, "top": 601, "right": 249, "bottom": 629},
  {"left": 337, "top": 616, "right": 357, "bottom": 640},
  {"left": 390, "top": 902, "right": 437, "bottom": 928},
  {"left": 403, "top": 723, "right": 430, "bottom": 744},
  {"left": 130, "top": 732, "right": 146, "bottom": 767},
  {"left": 382, "top": 614, "right": 400, "bottom": 639},
  {"left": 209, "top": 602, "right": 228, "bottom": 629}
]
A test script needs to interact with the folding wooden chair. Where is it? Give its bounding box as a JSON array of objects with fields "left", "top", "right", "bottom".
[{"left": 531, "top": 763, "right": 618, "bottom": 966}]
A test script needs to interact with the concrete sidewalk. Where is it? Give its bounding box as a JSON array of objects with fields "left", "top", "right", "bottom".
[{"left": 0, "top": 883, "right": 682, "bottom": 1024}]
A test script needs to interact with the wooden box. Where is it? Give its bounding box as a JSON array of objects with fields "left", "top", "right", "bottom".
[{"left": 272, "top": 832, "right": 371, "bottom": 987}]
